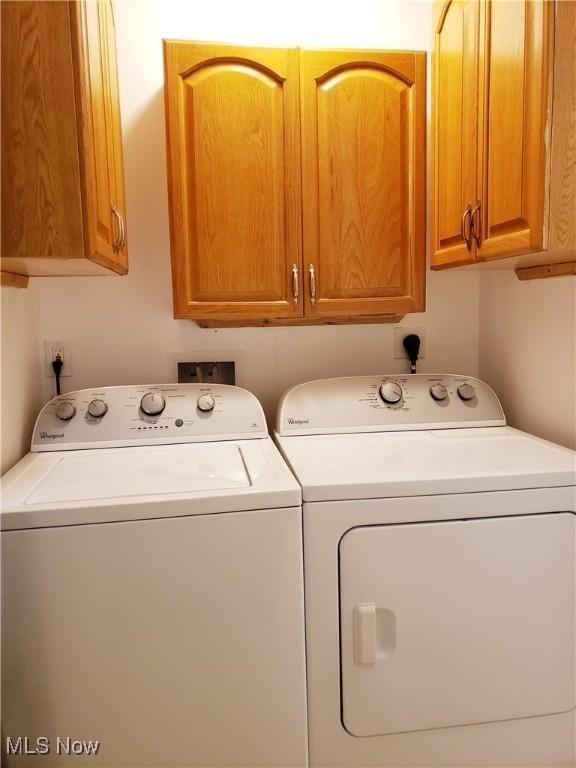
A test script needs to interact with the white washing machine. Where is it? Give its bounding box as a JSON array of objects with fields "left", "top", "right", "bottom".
[
  {"left": 1, "top": 384, "right": 307, "bottom": 767},
  {"left": 275, "top": 374, "right": 576, "bottom": 768}
]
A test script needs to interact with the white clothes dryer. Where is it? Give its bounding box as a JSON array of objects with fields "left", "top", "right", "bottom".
[
  {"left": 275, "top": 374, "right": 576, "bottom": 768},
  {"left": 2, "top": 384, "right": 307, "bottom": 767}
]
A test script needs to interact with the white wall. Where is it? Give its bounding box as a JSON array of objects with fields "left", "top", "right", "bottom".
[
  {"left": 0, "top": 286, "right": 44, "bottom": 474},
  {"left": 479, "top": 271, "right": 576, "bottom": 449},
  {"left": 2, "top": 0, "right": 482, "bottom": 471}
]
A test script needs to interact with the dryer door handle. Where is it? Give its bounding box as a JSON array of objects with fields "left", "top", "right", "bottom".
[
  {"left": 353, "top": 603, "right": 397, "bottom": 666},
  {"left": 354, "top": 603, "right": 377, "bottom": 666}
]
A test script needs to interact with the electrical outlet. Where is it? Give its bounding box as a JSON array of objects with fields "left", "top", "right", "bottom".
[
  {"left": 44, "top": 339, "right": 72, "bottom": 377},
  {"left": 393, "top": 327, "right": 427, "bottom": 360}
]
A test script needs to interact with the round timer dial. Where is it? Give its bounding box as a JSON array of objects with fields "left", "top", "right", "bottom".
[
  {"left": 140, "top": 392, "right": 166, "bottom": 416},
  {"left": 379, "top": 382, "right": 403, "bottom": 405}
]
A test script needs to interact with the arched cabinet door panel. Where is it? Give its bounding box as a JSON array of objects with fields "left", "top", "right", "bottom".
[
  {"left": 431, "top": 0, "right": 480, "bottom": 268},
  {"left": 477, "top": 0, "right": 552, "bottom": 261},
  {"left": 300, "top": 50, "right": 426, "bottom": 318},
  {"left": 164, "top": 42, "right": 302, "bottom": 320}
]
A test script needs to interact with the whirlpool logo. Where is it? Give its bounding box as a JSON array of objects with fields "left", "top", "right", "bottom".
[
  {"left": 40, "top": 431, "right": 64, "bottom": 440},
  {"left": 287, "top": 417, "right": 309, "bottom": 425}
]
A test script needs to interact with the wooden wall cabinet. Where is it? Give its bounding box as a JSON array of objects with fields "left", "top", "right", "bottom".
[
  {"left": 1, "top": 0, "right": 128, "bottom": 278},
  {"left": 164, "top": 43, "right": 426, "bottom": 325},
  {"left": 431, "top": 0, "right": 575, "bottom": 272}
]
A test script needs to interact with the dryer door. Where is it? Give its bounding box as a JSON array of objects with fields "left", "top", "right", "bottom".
[{"left": 339, "top": 512, "right": 575, "bottom": 737}]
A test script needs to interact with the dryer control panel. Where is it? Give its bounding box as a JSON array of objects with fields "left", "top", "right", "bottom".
[
  {"left": 32, "top": 384, "right": 267, "bottom": 451},
  {"left": 276, "top": 375, "right": 505, "bottom": 435}
]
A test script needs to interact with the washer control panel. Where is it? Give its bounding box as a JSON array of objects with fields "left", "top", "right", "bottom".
[
  {"left": 276, "top": 374, "right": 505, "bottom": 435},
  {"left": 32, "top": 384, "right": 267, "bottom": 451}
]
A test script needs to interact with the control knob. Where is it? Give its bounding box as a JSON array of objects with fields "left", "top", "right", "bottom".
[
  {"left": 87, "top": 399, "right": 108, "bottom": 418},
  {"left": 430, "top": 383, "right": 448, "bottom": 401},
  {"left": 55, "top": 401, "right": 76, "bottom": 421},
  {"left": 197, "top": 394, "right": 215, "bottom": 412},
  {"left": 457, "top": 382, "right": 476, "bottom": 401},
  {"left": 379, "top": 381, "right": 403, "bottom": 405},
  {"left": 140, "top": 392, "right": 166, "bottom": 416}
]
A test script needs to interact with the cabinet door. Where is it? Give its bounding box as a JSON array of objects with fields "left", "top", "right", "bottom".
[
  {"left": 1, "top": 1, "right": 84, "bottom": 264},
  {"left": 102, "top": 0, "right": 128, "bottom": 269},
  {"left": 300, "top": 50, "right": 426, "bottom": 318},
  {"left": 431, "top": 0, "right": 480, "bottom": 268},
  {"left": 164, "top": 43, "right": 302, "bottom": 321},
  {"left": 476, "top": 0, "right": 552, "bottom": 261},
  {"left": 71, "top": 0, "right": 128, "bottom": 275}
]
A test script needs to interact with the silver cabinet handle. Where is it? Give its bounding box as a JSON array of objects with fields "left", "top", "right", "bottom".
[
  {"left": 309, "top": 264, "right": 317, "bottom": 304},
  {"left": 111, "top": 203, "right": 125, "bottom": 253},
  {"left": 471, "top": 201, "right": 481, "bottom": 247},
  {"left": 291, "top": 264, "right": 299, "bottom": 305},
  {"left": 461, "top": 203, "right": 472, "bottom": 250}
]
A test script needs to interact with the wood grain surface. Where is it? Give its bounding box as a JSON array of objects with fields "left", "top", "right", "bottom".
[
  {"left": 431, "top": 0, "right": 480, "bottom": 269},
  {"left": 1, "top": 272, "right": 29, "bottom": 289},
  {"left": 1, "top": 1, "right": 84, "bottom": 262},
  {"left": 1, "top": 1, "right": 128, "bottom": 276},
  {"left": 548, "top": 0, "right": 576, "bottom": 255},
  {"left": 71, "top": 0, "right": 128, "bottom": 274},
  {"left": 197, "top": 314, "right": 405, "bottom": 328},
  {"left": 164, "top": 42, "right": 302, "bottom": 320},
  {"left": 516, "top": 260, "right": 576, "bottom": 281},
  {"left": 477, "top": 0, "right": 552, "bottom": 261},
  {"left": 300, "top": 48, "right": 426, "bottom": 318}
]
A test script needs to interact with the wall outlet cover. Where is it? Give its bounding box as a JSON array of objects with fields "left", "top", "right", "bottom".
[{"left": 44, "top": 339, "right": 72, "bottom": 377}]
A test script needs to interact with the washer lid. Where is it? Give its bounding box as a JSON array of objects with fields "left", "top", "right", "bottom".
[
  {"left": 276, "top": 427, "right": 576, "bottom": 501},
  {"left": 1, "top": 439, "right": 301, "bottom": 530},
  {"left": 25, "top": 444, "right": 249, "bottom": 505}
]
